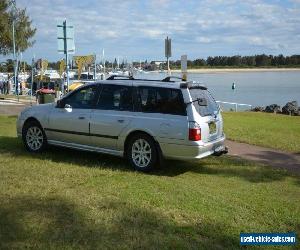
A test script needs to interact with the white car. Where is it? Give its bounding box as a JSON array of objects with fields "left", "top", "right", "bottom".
[{"left": 17, "top": 76, "right": 227, "bottom": 172}]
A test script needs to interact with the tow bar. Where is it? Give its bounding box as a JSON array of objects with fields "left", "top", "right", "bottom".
[{"left": 213, "top": 146, "right": 228, "bottom": 156}]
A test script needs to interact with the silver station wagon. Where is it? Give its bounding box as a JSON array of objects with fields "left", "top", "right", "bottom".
[{"left": 17, "top": 76, "right": 227, "bottom": 172}]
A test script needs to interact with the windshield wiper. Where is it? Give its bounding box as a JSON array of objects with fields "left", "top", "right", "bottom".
[
  {"left": 185, "top": 98, "right": 202, "bottom": 105},
  {"left": 185, "top": 98, "right": 207, "bottom": 106}
]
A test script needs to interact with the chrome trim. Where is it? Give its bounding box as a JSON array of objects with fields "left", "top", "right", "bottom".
[
  {"left": 45, "top": 128, "right": 118, "bottom": 139},
  {"left": 47, "top": 140, "right": 123, "bottom": 157}
]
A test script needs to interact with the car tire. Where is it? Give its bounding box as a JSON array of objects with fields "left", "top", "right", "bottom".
[
  {"left": 22, "top": 120, "right": 47, "bottom": 153},
  {"left": 127, "top": 133, "right": 158, "bottom": 172}
]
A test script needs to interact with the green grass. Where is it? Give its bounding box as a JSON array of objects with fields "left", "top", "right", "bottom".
[
  {"left": 0, "top": 115, "right": 299, "bottom": 249},
  {"left": 223, "top": 112, "right": 300, "bottom": 153}
]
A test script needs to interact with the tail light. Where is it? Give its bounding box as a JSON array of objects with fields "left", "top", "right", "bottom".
[{"left": 189, "top": 121, "right": 201, "bottom": 141}]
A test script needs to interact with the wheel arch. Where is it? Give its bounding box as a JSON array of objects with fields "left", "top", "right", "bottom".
[
  {"left": 123, "top": 130, "right": 163, "bottom": 162},
  {"left": 22, "top": 117, "right": 43, "bottom": 134},
  {"left": 21, "top": 116, "right": 48, "bottom": 152}
]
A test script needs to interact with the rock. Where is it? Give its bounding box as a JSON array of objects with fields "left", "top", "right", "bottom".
[
  {"left": 264, "top": 104, "right": 281, "bottom": 113},
  {"left": 252, "top": 106, "right": 264, "bottom": 112},
  {"left": 282, "top": 101, "right": 298, "bottom": 115}
]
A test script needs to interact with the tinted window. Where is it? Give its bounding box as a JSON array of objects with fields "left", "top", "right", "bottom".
[
  {"left": 97, "top": 85, "right": 133, "bottom": 111},
  {"left": 64, "top": 85, "right": 98, "bottom": 109},
  {"left": 137, "top": 87, "right": 186, "bottom": 116},
  {"left": 190, "top": 89, "right": 219, "bottom": 116}
]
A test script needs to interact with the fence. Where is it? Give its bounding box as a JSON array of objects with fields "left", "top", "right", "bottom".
[{"left": 216, "top": 101, "right": 252, "bottom": 112}]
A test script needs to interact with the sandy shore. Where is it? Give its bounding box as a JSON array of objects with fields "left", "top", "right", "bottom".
[{"left": 161, "top": 68, "right": 300, "bottom": 74}]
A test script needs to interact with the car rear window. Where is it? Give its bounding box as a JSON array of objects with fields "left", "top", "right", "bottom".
[
  {"left": 136, "top": 87, "right": 186, "bottom": 116},
  {"left": 189, "top": 89, "right": 219, "bottom": 116}
]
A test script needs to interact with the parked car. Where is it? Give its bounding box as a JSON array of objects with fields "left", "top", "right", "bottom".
[{"left": 17, "top": 76, "right": 227, "bottom": 172}]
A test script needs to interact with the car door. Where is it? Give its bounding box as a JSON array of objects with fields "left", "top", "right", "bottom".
[
  {"left": 46, "top": 85, "right": 99, "bottom": 145},
  {"left": 90, "top": 83, "right": 134, "bottom": 150}
]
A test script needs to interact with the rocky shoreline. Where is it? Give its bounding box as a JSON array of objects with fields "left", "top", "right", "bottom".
[{"left": 252, "top": 101, "right": 300, "bottom": 116}]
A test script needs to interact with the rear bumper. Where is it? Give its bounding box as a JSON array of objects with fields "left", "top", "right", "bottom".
[{"left": 160, "top": 135, "right": 226, "bottom": 160}]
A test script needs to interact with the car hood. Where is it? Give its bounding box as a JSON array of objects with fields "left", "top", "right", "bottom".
[{"left": 20, "top": 103, "right": 55, "bottom": 117}]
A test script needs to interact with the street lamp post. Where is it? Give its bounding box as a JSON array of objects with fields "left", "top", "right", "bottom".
[
  {"left": 30, "top": 57, "right": 35, "bottom": 105},
  {"left": 11, "top": 0, "right": 18, "bottom": 101}
]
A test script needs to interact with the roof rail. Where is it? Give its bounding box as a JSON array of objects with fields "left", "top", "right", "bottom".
[
  {"left": 106, "top": 75, "right": 134, "bottom": 80},
  {"left": 161, "top": 76, "right": 185, "bottom": 82},
  {"left": 180, "top": 81, "right": 207, "bottom": 90}
]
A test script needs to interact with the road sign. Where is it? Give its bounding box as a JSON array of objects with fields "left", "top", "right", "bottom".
[
  {"left": 181, "top": 55, "right": 187, "bottom": 81},
  {"left": 181, "top": 55, "right": 187, "bottom": 72},
  {"left": 165, "top": 36, "right": 172, "bottom": 75},
  {"left": 165, "top": 36, "right": 172, "bottom": 58},
  {"left": 57, "top": 20, "right": 75, "bottom": 54}
]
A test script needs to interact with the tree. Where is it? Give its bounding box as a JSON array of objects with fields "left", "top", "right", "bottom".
[
  {"left": 0, "top": 0, "right": 36, "bottom": 55},
  {"left": 3, "top": 59, "right": 14, "bottom": 72},
  {"left": 194, "top": 58, "right": 206, "bottom": 67},
  {"left": 255, "top": 54, "right": 271, "bottom": 67},
  {"left": 113, "top": 58, "right": 117, "bottom": 68}
]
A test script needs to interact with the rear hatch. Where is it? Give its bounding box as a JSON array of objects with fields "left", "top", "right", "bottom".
[{"left": 189, "top": 88, "right": 223, "bottom": 143}]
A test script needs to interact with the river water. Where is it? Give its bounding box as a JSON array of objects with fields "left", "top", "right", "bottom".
[{"left": 135, "top": 71, "right": 300, "bottom": 110}]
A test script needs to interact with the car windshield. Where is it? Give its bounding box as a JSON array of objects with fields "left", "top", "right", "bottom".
[{"left": 189, "top": 89, "right": 219, "bottom": 116}]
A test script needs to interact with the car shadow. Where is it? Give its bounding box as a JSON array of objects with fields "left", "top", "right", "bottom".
[
  {"left": 0, "top": 136, "right": 298, "bottom": 184},
  {"left": 0, "top": 136, "right": 132, "bottom": 172},
  {"left": 0, "top": 195, "right": 238, "bottom": 249}
]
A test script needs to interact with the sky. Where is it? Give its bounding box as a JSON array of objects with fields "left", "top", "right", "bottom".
[{"left": 3, "top": 0, "right": 300, "bottom": 62}]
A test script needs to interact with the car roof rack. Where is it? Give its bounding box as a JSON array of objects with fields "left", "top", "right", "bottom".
[
  {"left": 106, "top": 75, "right": 199, "bottom": 87},
  {"left": 106, "top": 75, "right": 134, "bottom": 80},
  {"left": 180, "top": 81, "right": 207, "bottom": 90},
  {"left": 106, "top": 75, "right": 171, "bottom": 82},
  {"left": 161, "top": 76, "right": 185, "bottom": 82}
]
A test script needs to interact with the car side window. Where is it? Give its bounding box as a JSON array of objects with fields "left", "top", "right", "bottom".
[
  {"left": 64, "top": 85, "right": 98, "bottom": 109},
  {"left": 136, "top": 87, "right": 186, "bottom": 116},
  {"left": 97, "top": 84, "right": 133, "bottom": 111}
]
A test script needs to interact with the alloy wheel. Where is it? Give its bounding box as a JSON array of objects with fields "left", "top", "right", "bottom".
[
  {"left": 131, "top": 138, "right": 152, "bottom": 168},
  {"left": 26, "top": 126, "right": 44, "bottom": 151}
]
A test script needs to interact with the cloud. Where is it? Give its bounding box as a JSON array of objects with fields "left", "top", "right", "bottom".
[{"left": 4, "top": 0, "right": 300, "bottom": 62}]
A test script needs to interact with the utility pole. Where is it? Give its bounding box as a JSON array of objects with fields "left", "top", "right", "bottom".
[
  {"left": 57, "top": 19, "right": 74, "bottom": 93},
  {"left": 102, "top": 49, "right": 105, "bottom": 79},
  {"left": 30, "top": 56, "right": 35, "bottom": 105},
  {"left": 94, "top": 54, "right": 96, "bottom": 81},
  {"left": 63, "top": 20, "right": 69, "bottom": 92},
  {"left": 11, "top": 0, "right": 18, "bottom": 101}
]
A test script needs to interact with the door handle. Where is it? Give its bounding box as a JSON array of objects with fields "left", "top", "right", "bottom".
[
  {"left": 117, "top": 119, "right": 124, "bottom": 123},
  {"left": 78, "top": 116, "right": 85, "bottom": 120}
]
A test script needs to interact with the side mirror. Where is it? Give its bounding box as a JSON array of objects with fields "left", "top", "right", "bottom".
[
  {"left": 56, "top": 99, "right": 64, "bottom": 108},
  {"left": 197, "top": 98, "right": 208, "bottom": 106},
  {"left": 64, "top": 104, "right": 72, "bottom": 112}
]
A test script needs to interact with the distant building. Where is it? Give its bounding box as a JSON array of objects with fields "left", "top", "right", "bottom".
[
  {"left": 152, "top": 61, "right": 165, "bottom": 66},
  {"left": 150, "top": 61, "right": 166, "bottom": 70}
]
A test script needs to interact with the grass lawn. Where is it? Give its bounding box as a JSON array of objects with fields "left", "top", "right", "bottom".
[
  {"left": 0, "top": 115, "right": 300, "bottom": 249},
  {"left": 223, "top": 112, "right": 300, "bottom": 153}
]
